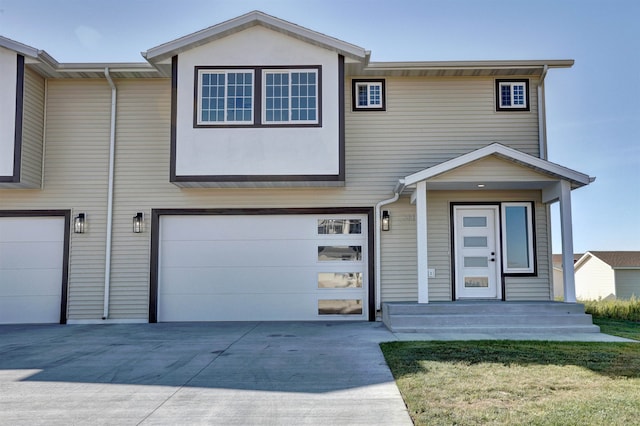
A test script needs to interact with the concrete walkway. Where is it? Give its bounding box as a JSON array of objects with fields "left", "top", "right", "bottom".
[{"left": 0, "top": 322, "right": 633, "bottom": 425}]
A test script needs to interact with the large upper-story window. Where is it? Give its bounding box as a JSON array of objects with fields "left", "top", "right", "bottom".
[
  {"left": 195, "top": 66, "right": 321, "bottom": 127},
  {"left": 197, "top": 70, "right": 254, "bottom": 125},
  {"left": 263, "top": 69, "right": 318, "bottom": 124},
  {"left": 496, "top": 79, "right": 530, "bottom": 111}
]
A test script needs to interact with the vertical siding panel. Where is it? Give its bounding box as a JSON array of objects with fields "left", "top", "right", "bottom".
[{"left": 19, "top": 68, "right": 44, "bottom": 187}]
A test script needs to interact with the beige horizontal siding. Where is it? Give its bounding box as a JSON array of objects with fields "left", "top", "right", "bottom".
[
  {"left": 2, "top": 73, "right": 549, "bottom": 320},
  {"left": 0, "top": 79, "right": 112, "bottom": 320},
  {"left": 379, "top": 199, "right": 418, "bottom": 302}
]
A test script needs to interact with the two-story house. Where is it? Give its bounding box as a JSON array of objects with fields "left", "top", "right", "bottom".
[{"left": 1, "top": 11, "right": 593, "bottom": 327}]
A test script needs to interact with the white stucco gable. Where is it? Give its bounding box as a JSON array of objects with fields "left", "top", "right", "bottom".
[{"left": 143, "top": 10, "right": 367, "bottom": 67}]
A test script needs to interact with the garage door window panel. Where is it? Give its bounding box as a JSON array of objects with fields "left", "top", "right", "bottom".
[
  {"left": 318, "top": 299, "right": 363, "bottom": 315},
  {"left": 318, "top": 272, "right": 363, "bottom": 288},
  {"left": 317, "top": 219, "right": 362, "bottom": 235},
  {"left": 318, "top": 245, "right": 362, "bottom": 261}
]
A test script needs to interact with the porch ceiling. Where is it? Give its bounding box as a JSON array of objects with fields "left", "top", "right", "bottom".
[{"left": 419, "top": 180, "right": 562, "bottom": 191}]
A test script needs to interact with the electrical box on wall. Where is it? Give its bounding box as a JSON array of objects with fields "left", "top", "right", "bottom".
[{"left": 428, "top": 268, "right": 436, "bottom": 278}]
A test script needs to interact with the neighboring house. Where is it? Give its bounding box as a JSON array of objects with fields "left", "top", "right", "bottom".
[
  {"left": 0, "top": 11, "right": 594, "bottom": 325},
  {"left": 574, "top": 251, "right": 640, "bottom": 300},
  {"left": 552, "top": 253, "right": 582, "bottom": 299}
]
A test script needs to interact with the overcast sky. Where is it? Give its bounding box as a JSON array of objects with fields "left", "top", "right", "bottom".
[{"left": 1, "top": 0, "right": 638, "bottom": 253}]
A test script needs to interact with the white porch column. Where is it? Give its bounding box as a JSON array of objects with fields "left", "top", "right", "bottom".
[
  {"left": 415, "top": 181, "right": 429, "bottom": 303},
  {"left": 559, "top": 180, "right": 577, "bottom": 303}
]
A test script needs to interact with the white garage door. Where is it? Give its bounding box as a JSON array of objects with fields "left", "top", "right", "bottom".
[
  {"left": 0, "top": 216, "right": 65, "bottom": 324},
  {"left": 158, "top": 214, "right": 368, "bottom": 321}
]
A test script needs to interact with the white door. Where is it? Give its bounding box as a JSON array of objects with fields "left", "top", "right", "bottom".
[
  {"left": 158, "top": 214, "right": 368, "bottom": 321},
  {"left": 0, "top": 217, "right": 65, "bottom": 324},
  {"left": 454, "top": 206, "right": 501, "bottom": 299}
]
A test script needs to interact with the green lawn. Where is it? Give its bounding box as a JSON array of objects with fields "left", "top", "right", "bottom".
[
  {"left": 593, "top": 317, "right": 640, "bottom": 341},
  {"left": 381, "top": 321, "right": 640, "bottom": 425}
]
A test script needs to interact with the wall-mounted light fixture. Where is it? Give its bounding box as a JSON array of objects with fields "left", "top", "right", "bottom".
[
  {"left": 74, "top": 213, "right": 86, "bottom": 234},
  {"left": 381, "top": 210, "right": 390, "bottom": 231},
  {"left": 133, "top": 212, "right": 144, "bottom": 233}
]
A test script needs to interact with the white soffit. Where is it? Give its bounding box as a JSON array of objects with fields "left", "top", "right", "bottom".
[{"left": 401, "top": 143, "right": 594, "bottom": 190}]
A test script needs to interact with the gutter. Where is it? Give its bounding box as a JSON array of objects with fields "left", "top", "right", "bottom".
[
  {"left": 374, "top": 180, "right": 404, "bottom": 312},
  {"left": 103, "top": 68, "right": 117, "bottom": 320},
  {"left": 538, "top": 64, "right": 549, "bottom": 159}
]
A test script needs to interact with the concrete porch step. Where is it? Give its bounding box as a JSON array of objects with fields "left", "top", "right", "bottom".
[
  {"left": 390, "top": 325, "right": 602, "bottom": 334},
  {"left": 382, "top": 301, "right": 600, "bottom": 334},
  {"left": 384, "top": 301, "right": 587, "bottom": 315},
  {"left": 387, "top": 313, "right": 596, "bottom": 328}
]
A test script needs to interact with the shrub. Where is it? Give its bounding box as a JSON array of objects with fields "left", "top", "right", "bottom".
[{"left": 582, "top": 296, "right": 640, "bottom": 321}]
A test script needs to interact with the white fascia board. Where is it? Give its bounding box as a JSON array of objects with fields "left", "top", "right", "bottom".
[
  {"left": 365, "top": 59, "right": 574, "bottom": 72},
  {"left": 402, "top": 143, "right": 593, "bottom": 188},
  {"left": 0, "top": 36, "right": 39, "bottom": 57},
  {"left": 143, "top": 10, "right": 367, "bottom": 63}
]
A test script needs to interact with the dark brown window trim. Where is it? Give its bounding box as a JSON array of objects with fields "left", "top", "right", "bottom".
[
  {"left": 495, "top": 79, "right": 530, "bottom": 112},
  {"left": 502, "top": 201, "right": 538, "bottom": 277},
  {"left": 148, "top": 206, "right": 375, "bottom": 323},
  {"left": 172, "top": 174, "right": 343, "bottom": 183},
  {"left": 193, "top": 65, "right": 323, "bottom": 128},
  {"left": 351, "top": 78, "right": 386, "bottom": 111},
  {"left": 0, "top": 210, "right": 71, "bottom": 324},
  {"left": 0, "top": 54, "right": 24, "bottom": 183},
  {"left": 171, "top": 57, "right": 344, "bottom": 185}
]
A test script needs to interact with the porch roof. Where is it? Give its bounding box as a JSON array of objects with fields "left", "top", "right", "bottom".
[{"left": 396, "top": 143, "right": 595, "bottom": 193}]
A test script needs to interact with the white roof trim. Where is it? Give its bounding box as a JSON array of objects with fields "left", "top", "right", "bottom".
[
  {"left": 0, "top": 36, "right": 40, "bottom": 58},
  {"left": 365, "top": 59, "right": 574, "bottom": 71},
  {"left": 143, "top": 10, "right": 367, "bottom": 63},
  {"left": 401, "top": 143, "right": 594, "bottom": 189}
]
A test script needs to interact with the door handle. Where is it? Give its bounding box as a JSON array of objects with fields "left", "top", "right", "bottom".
[{"left": 490, "top": 258, "right": 495, "bottom": 262}]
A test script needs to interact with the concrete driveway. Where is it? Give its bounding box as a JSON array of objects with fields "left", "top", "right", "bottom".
[{"left": 0, "top": 322, "right": 413, "bottom": 425}]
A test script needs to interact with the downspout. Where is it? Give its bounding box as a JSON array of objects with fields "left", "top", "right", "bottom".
[
  {"left": 40, "top": 79, "right": 48, "bottom": 188},
  {"left": 103, "top": 68, "right": 117, "bottom": 320},
  {"left": 538, "top": 64, "right": 549, "bottom": 160},
  {"left": 374, "top": 180, "right": 404, "bottom": 312}
]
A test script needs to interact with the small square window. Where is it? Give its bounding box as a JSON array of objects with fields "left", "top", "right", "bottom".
[
  {"left": 496, "top": 79, "right": 529, "bottom": 111},
  {"left": 352, "top": 79, "right": 386, "bottom": 111}
]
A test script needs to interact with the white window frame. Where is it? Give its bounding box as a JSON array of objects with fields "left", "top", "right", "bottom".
[
  {"left": 262, "top": 69, "right": 319, "bottom": 125},
  {"left": 196, "top": 69, "right": 254, "bottom": 125},
  {"left": 496, "top": 80, "right": 529, "bottom": 111},
  {"left": 355, "top": 82, "right": 383, "bottom": 108},
  {"left": 501, "top": 202, "right": 535, "bottom": 274}
]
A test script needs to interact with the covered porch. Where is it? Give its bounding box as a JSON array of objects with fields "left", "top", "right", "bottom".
[{"left": 387, "top": 143, "right": 594, "bottom": 308}]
